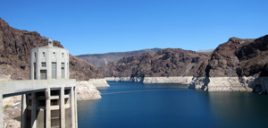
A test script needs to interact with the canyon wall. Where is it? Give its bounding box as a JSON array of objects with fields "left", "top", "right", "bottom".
[{"left": 192, "top": 35, "right": 268, "bottom": 93}]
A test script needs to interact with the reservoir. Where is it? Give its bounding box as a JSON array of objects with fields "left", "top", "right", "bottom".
[{"left": 78, "top": 81, "right": 268, "bottom": 128}]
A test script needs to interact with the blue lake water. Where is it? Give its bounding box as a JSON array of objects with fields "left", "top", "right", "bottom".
[{"left": 78, "top": 81, "right": 268, "bottom": 128}]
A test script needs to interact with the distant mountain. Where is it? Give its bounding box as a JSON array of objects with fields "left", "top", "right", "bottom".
[
  {"left": 106, "top": 48, "right": 210, "bottom": 78},
  {"left": 77, "top": 48, "right": 161, "bottom": 67},
  {"left": 0, "top": 18, "right": 102, "bottom": 80},
  {"left": 197, "top": 49, "right": 214, "bottom": 53}
]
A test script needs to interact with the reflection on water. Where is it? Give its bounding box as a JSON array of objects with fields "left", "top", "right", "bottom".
[
  {"left": 78, "top": 82, "right": 268, "bottom": 128},
  {"left": 208, "top": 92, "right": 268, "bottom": 128}
]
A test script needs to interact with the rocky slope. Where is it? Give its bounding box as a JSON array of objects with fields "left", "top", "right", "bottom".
[
  {"left": 77, "top": 49, "right": 160, "bottom": 68},
  {"left": 106, "top": 48, "right": 210, "bottom": 81},
  {"left": 192, "top": 35, "right": 268, "bottom": 93},
  {"left": 69, "top": 56, "right": 102, "bottom": 80},
  {"left": 0, "top": 18, "right": 102, "bottom": 80}
]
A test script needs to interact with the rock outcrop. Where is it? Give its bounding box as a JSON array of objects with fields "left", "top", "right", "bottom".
[
  {"left": 192, "top": 35, "right": 268, "bottom": 93},
  {"left": 4, "top": 119, "right": 20, "bottom": 128},
  {"left": 76, "top": 79, "right": 109, "bottom": 100},
  {"left": 3, "top": 96, "right": 21, "bottom": 128},
  {"left": 76, "top": 81, "right": 102, "bottom": 100},
  {"left": 0, "top": 18, "right": 102, "bottom": 80}
]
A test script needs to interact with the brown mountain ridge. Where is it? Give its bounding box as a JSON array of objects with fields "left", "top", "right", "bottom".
[{"left": 0, "top": 18, "right": 102, "bottom": 80}]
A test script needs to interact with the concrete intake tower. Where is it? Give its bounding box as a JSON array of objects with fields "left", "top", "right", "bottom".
[{"left": 0, "top": 40, "right": 78, "bottom": 128}]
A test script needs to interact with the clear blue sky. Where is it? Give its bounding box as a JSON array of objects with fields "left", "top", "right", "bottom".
[{"left": 0, "top": 0, "right": 267, "bottom": 55}]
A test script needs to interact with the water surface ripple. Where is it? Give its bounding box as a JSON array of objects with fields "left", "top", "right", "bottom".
[{"left": 78, "top": 81, "right": 268, "bottom": 128}]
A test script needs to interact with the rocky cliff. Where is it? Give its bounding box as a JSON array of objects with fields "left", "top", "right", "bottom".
[
  {"left": 0, "top": 18, "right": 102, "bottom": 80},
  {"left": 192, "top": 35, "right": 268, "bottom": 93},
  {"left": 107, "top": 48, "right": 210, "bottom": 81}
]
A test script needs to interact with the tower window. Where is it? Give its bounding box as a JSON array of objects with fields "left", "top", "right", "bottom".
[
  {"left": 42, "top": 52, "right": 45, "bottom": 57},
  {"left": 41, "top": 62, "right": 46, "bottom": 67},
  {"left": 62, "top": 53, "right": 64, "bottom": 58},
  {"left": 33, "top": 62, "right": 37, "bottom": 80},
  {"left": 52, "top": 62, "right": 57, "bottom": 79},
  {"left": 61, "top": 62, "right": 65, "bottom": 78},
  {"left": 40, "top": 70, "right": 47, "bottom": 80}
]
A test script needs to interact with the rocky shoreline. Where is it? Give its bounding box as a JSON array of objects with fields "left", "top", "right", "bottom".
[
  {"left": 105, "top": 77, "right": 134, "bottom": 82},
  {"left": 143, "top": 77, "right": 193, "bottom": 84},
  {"left": 105, "top": 76, "right": 192, "bottom": 85},
  {"left": 76, "top": 79, "right": 109, "bottom": 100},
  {"left": 191, "top": 76, "right": 253, "bottom": 92},
  {"left": 106, "top": 76, "right": 268, "bottom": 93}
]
